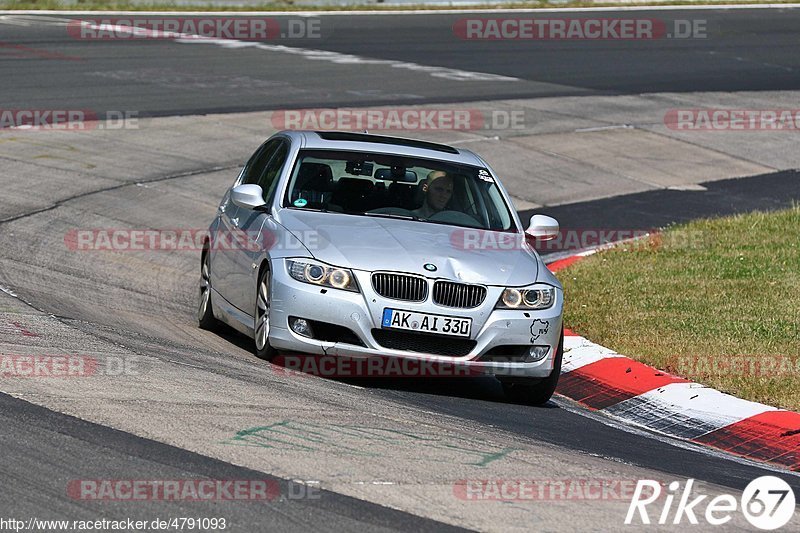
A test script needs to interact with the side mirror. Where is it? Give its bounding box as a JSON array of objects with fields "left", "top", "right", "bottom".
[
  {"left": 231, "top": 184, "right": 267, "bottom": 210},
  {"left": 526, "top": 214, "right": 559, "bottom": 241}
]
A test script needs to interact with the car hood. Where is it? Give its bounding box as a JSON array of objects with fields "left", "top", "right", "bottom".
[{"left": 276, "top": 210, "right": 540, "bottom": 286}]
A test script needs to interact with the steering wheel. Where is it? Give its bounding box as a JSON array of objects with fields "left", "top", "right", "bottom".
[{"left": 429, "top": 210, "right": 483, "bottom": 228}]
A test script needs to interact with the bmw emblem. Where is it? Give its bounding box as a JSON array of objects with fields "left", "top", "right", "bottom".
[{"left": 423, "top": 263, "right": 437, "bottom": 272}]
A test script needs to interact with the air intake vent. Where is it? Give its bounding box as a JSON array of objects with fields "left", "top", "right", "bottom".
[
  {"left": 433, "top": 281, "right": 486, "bottom": 309},
  {"left": 372, "top": 273, "right": 428, "bottom": 302},
  {"left": 371, "top": 329, "right": 476, "bottom": 357}
]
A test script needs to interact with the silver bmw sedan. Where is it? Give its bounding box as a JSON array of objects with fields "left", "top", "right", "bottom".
[{"left": 198, "top": 130, "right": 564, "bottom": 404}]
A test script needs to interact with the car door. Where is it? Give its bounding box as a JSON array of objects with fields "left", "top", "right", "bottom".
[
  {"left": 213, "top": 139, "right": 282, "bottom": 307},
  {"left": 229, "top": 138, "right": 291, "bottom": 314},
  {"left": 208, "top": 174, "right": 239, "bottom": 302}
]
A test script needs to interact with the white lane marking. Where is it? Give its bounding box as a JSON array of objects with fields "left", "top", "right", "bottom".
[
  {"left": 173, "top": 38, "right": 519, "bottom": 82},
  {"left": 668, "top": 183, "right": 708, "bottom": 191},
  {"left": 0, "top": 284, "right": 18, "bottom": 298},
  {"left": 602, "top": 382, "right": 777, "bottom": 438},
  {"left": 554, "top": 394, "right": 800, "bottom": 477},
  {"left": 4, "top": 5, "right": 800, "bottom": 16},
  {"left": 0, "top": 15, "right": 32, "bottom": 25},
  {"left": 335, "top": 381, "right": 365, "bottom": 390},
  {"left": 562, "top": 335, "right": 588, "bottom": 351},
  {"left": 71, "top": 21, "right": 518, "bottom": 82},
  {"left": 575, "top": 124, "right": 634, "bottom": 133},
  {"left": 561, "top": 337, "right": 624, "bottom": 373},
  {"left": 165, "top": 359, "right": 206, "bottom": 370}
]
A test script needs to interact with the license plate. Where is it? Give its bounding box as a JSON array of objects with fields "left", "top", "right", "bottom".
[{"left": 381, "top": 309, "right": 472, "bottom": 338}]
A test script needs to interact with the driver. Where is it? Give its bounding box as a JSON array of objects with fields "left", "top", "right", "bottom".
[{"left": 412, "top": 170, "right": 453, "bottom": 218}]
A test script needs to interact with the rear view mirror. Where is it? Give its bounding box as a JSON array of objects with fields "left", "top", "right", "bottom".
[
  {"left": 526, "top": 214, "right": 559, "bottom": 241},
  {"left": 345, "top": 160, "right": 374, "bottom": 176},
  {"left": 374, "top": 168, "right": 417, "bottom": 182}
]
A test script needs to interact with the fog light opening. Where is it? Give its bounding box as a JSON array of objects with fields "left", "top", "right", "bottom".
[
  {"left": 290, "top": 318, "right": 314, "bottom": 338},
  {"left": 524, "top": 345, "right": 549, "bottom": 363}
]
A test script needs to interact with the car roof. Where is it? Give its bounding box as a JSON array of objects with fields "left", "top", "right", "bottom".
[{"left": 277, "top": 130, "right": 485, "bottom": 167}]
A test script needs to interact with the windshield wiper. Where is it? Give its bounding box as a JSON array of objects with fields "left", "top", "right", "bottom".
[
  {"left": 361, "top": 212, "right": 420, "bottom": 221},
  {"left": 291, "top": 206, "right": 329, "bottom": 213}
]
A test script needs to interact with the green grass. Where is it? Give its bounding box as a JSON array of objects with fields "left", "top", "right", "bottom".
[
  {"left": 559, "top": 205, "right": 800, "bottom": 411},
  {"left": 2, "top": 0, "right": 800, "bottom": 12}
]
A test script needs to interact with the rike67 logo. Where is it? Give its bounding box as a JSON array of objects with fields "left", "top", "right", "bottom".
[{"left": 626, "top": 477, "right": 796, "bottom": 530}]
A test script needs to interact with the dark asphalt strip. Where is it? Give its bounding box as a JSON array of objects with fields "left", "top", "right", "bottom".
[
  {"left": 0, "top": 392, "right": 468, "bottom": 532},
  {"left": 520, "top": 169, "right": 800, "bottom": 251}
]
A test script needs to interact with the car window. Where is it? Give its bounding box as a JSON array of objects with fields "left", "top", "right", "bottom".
[
  {"left": 283, "top": 149, "right": 516, "bottom": 231},
  {"left": 486, "top": 184, "right": 512, "bottom": 229},
  {"left": 241, "top": 139, "right": 281, "bottom": 185},
  {"left": 258, "top": 141, "right": 289, "bottom": 203}
]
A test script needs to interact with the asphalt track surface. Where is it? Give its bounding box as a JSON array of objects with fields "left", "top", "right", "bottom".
[
  {"left": 0, "top": 393, "right": 468, "bottom": 532},
  {"left": 2, "top": 8, "right": 800, "bottom": 532},
  {"left": 0, "top": 8, "right": 799, "bottom": 116}
]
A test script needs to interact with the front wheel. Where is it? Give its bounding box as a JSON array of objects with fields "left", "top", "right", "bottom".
[
  {"left": 198, "top": 249, "right": 219, "bottom": 331},
  {"left": 501, "top": 329, "right": 563, "bottom": 406},
  {"left": 254, "top": 266, "right": 278, "bottom": 361}
]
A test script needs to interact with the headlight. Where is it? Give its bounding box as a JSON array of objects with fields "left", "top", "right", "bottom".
[
  {"left": 496, "top": 286, "right": 555, "bottom": 310},
  {"left": 286, "top": 259, "right": 359, "bottom": 292}
]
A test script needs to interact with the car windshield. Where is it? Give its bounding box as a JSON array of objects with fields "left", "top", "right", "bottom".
[{"left": 283, "top": 149, "right": 515, "bottom": 231}]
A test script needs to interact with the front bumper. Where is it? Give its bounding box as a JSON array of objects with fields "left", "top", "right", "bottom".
[{"left": 268, "top": 265, "right": 563, "bottom": 378}]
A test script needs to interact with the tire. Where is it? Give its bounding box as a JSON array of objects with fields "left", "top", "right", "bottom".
[
  {"left": 501, "top": 328, "right": 564, "bottom": 406},
  {"left": 198, "top": 248, "right": 220, "bottom": 331},
  {"left": 253, "top": 265, "right": 278, "bottom": 361}
]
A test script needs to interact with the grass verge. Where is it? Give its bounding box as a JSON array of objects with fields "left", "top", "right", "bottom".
[{"left": 559, "top": 205, "right": 800, "bottom": 411}]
